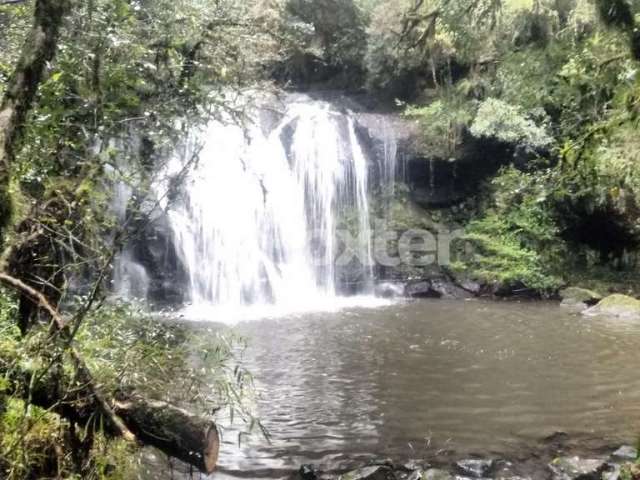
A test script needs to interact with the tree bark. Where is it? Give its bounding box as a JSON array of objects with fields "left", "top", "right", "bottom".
[
  {"left": 0, "top": 0, "right": 71, "bottom": 244},
  {"left": 5, "top": 363, "right": 220, "bottom": 474},
  {"left": 114, "top": 396, "right": 220, "bottom": 474}
]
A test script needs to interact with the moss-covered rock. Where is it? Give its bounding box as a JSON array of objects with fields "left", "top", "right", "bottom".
[
  {"left": 559, "top": 287, "right": 603, "bottom": 307},
  {"left": 584, "top": 294, "right": 640, "bottom": 319}
]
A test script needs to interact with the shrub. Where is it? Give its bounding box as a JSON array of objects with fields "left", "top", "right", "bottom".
[
  {"left": 405, "top": 95, "right": 475, "bottom": 158},
  {"left": 470, "top": 98, "right": 553, "bottom": 150},
  {"left": 456, "top": 167, "right": 565, "bottom": 294}
]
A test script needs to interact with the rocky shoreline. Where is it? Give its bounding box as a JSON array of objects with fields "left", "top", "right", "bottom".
[{"left": 296, "top": 445, "right": 639, "bottom": 480}]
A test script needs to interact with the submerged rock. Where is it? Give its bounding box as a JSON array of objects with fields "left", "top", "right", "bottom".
[
  {"left": 494, "top": 477, "right": 531, "bottom": 480},
  {"left": 430, "top": 279, "right": 474, "bottom": 299},
  {"left": 612, "top": 445, "right": 637, "bottom": 461},
  {"left": 584, "top": 294, "right": 640, "bottom": 319},
  {"left": 459, "top": 279, "right": 482, "bottom": 295},
  {"left": 560, "top": 287, "right": 603, "bottom": 307},
  {"left": 375, "top": 282, "right": 406, "bottom": 298},
  {"left": 340, "top": 465, "right": 397, "bottom": 480},
  {"left": 405, "top": 281, "right": 441, "bottom": 299},
  {"left": 455, "top": 459, "right": 494, "bottom": 478},
  {"left": 603, "top": 463, "right": 621, "bottom": 480},
  {"left": 422, "top": 469, "right": 453, "bottom": 480},
  {"left": 547, "top": 456, "right": 607, "bottom": 480},
  {"left": 299, "top": 464, "right": 319, "bottom": 480},
  {"left": 403, "top": 277, "right": 476, "bottom": 299}
]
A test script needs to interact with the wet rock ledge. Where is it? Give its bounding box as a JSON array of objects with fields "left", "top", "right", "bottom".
[{"left": 296, "top": 445, "right": 639, "bottom": 480}]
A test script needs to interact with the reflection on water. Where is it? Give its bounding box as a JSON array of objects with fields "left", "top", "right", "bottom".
[{"left": 202, "top": 299, "right": 640, "bottom": 478}]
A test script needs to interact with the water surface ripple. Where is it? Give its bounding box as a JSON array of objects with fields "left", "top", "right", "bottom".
[{"left": 211, "top": 299, "right": 640, "bottom": 478}]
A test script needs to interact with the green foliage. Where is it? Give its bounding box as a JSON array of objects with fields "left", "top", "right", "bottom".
[
  {"left": 76, "top": 301, "right": 260, "bottom": 424},
  {"left": 552, "top": 30, "right": 634, "bottom": 136},
  {"left": 470, "top": 98, "right": 553, "bottom": 150},
  {"left": 1, "top": 399, "right": 68, "bottom": 480},
  {"left": 0, "top": 296, "right": 260, "bottom": 478},
  {"left": 286, "top": 0, "right": 367, "bottom": 65},
  {"left": 365, "top": 0, "right": 456, "bottom": 95},
  {"left": 364, "top": 0, "right": 571, "bottom": 96},
  {"left": 0, "top": 3, "right": 31, "bottom": 98},
  {"left": 592, "top": 122, "right": 640, "bottom": 205},
  {"left": 461, "top": 218, "right": 563, "bottom": 293},
  {"left": 596, "top": 0, "right": 635, "bottom": 30},
  {"left": 0, "top": 2, "right": 280, "bottom": 475},
  {"left": 0, "top": 289, "right": 18, "bottom": 346},
  {"left": 0, "top": 395, "right": 138, "bottom": 480},
  {"left": 273, "top": 0, "right": 369, "bottom": 86},
  {"left": 491, "top": 48, "right": 562, "bottom": 111},
  {"left": 405, "top": 95, "right": 475, "bottom": 158},
  {"left": 394, "top": 0, "right": 640, "bottom": 288},
  {"left": 457, "top": 167, "right": 565, "bottom": 294}
]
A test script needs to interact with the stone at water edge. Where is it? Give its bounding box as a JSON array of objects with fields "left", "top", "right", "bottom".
[
  {"left": 339, "top": 465, "right": 397, "bottom": 480},
  {"left": 299, "top": 464, "right": 319, "bottom": 480},
  {"left": 560, "top": 287, "right": 603, "bottom": 307},
  {"left": 421, "top": 469, "right": 453, "bottom": 480},
  {"left": 375, "top": 282, "right": 406, "bottom": 299},
  {"left": 583, "top": 294, "right": 640, "bottom": 320},
  {"left": 430, "top": 279, "right": 475, "bottom": 299},
  {"left": 612, "top": 445, "right": 638, "bottom": 461},
  {"left": 548, "top": 456, "right": 607, "bottom": 480},
  {"left": 455, "top": 459, "right": 494, "bottom": 478},
  {"left": 603, "top": 463, "right": 621, "bottom": 480},
  {"left": 406, "top": 471, "right": 422, "bottom": 480},
  {"left": 493, "top": 477, "right": 531, "bottom": 480},
  {"left": 404, "top": 281, "right": 441, "bottom": 299}
]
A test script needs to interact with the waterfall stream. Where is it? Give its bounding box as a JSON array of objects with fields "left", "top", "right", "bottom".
[{"left": 128, "top": 98, "right": 392, "bottom": 316}]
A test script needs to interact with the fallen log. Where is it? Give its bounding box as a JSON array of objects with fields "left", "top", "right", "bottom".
[
  {"left": 4, "top": 363, "right": 220, "bottom": 474},
  {"left": 114, "top": 395, "right": 220, "bottom": 474}
]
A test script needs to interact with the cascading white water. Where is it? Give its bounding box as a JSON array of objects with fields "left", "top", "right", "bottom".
[
  {"left": 161, "top": 100, "right": 377, "bottom": 313},
  {"left": 110, "top": 160, "right": 150, "bottom": 301}
]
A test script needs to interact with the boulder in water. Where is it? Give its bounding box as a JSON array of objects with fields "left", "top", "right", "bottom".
[
  {"left": 612, "top": 445, "right": 637, "bottom": 461},
  {"left": 430, "top": 278, "right": 475, "bottom": 299},
  {"left": 560, "top": 287, "right": 603, "bottom": 308},
  {"left": 455, "top": 459, "right": 494, "bottom": 478},
  {"left": 404, "top": 281, "right": 441, "bottom": 299},
  {"left": 375, "top": 282, "right": 406, "bottom": 298},
  {"left": 584, "top": 294, "right": 640, "bottom": 319},
  {"left": 339, "top": 465, "right": 396, "bottom": 480},
  {"left": 547, "top": 456, "right": 607, "bottom": 480},
  {"left": 299, "top": 464, "right": 319, "bottom": 480},
  {"left": 422, "top": 469, "right": 454, "bottom": 479}
]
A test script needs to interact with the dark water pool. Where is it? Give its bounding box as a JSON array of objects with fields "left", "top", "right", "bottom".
[{"left": 167, "top": 299, "right": 640, "bottom": 479}]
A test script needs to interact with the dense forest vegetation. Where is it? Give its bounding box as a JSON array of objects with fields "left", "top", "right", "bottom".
[{"left": 1, "top": 0, "right": 640, "bottom": 478}]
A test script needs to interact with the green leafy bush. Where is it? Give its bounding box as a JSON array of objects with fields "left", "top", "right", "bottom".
[
  {"left": 0, "top": 297, "right": 261, "bottom": 478},
  {"left": 457, "top": 167, "right": 565, "bottom": 294},
  {"left": 405, "top": 95, "right": 475, "bottom": 158},
  {"left": 470, "top": 98, "right": 553, "bottom": 150}
]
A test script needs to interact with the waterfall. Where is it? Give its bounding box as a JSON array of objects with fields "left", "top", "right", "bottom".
[
  {"left": 110, "top": 160, "right": 150, "bottom": 301},
  {"left": 158, "top": 99, "right": 378, "bottom": 313}
]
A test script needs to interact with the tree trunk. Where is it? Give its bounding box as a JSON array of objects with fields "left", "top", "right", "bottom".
[
  {"left": 0, "top": 0, "right": 71, "bottom": 244},
  {"left": 5, "top": 363, "right": 220, "bottom": 474}
]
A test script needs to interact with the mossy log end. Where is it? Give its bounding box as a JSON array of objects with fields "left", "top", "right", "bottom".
[{"left": 114, "top": 396, "right": 220, "bottom": 474}]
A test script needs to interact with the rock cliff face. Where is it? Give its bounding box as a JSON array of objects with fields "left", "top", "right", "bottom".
[
  {"left": 352, "top": 101, "right": 526, "bottom": 210},
  {"left": 126, "top": 209, "right": 189, "bottom": 306}
]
